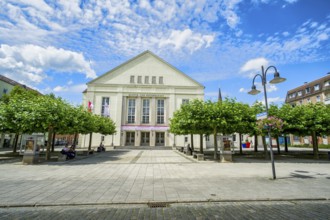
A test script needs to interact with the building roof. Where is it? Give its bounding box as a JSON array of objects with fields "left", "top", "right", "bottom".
[{"left": 0, "top": 74, "right": 40, "bottom": 93}]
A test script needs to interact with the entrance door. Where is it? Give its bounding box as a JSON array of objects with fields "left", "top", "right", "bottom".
[
  {"left": 155, "top": 132, "right": 165, "bottom": 146},
  {"left": 126, "top": 132, "right": 135, "bottom": 146},
  {"left": 141, "top": 132, "right": 150, "bottom": 146}
]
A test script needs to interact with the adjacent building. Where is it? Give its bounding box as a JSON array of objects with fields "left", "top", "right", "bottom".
[
  {"left": 285, "top": 73, "right": 330, "bottom": 145},
  {"left": 0, "top": 74, "right": 38, "bottom": 149},
  {"left": 285, "top": 74, "right": 330, "bottom": 106},
  {"left": 79, "top": 51, "right": 205, "bottom": 148}
]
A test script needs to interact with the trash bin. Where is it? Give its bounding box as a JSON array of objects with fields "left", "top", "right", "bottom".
[
  {"left": 242, "top": 143, "right": 246, "bottom": 148},
  {"left": 246, "top": 142, "right": 251, "bottom": 148}
]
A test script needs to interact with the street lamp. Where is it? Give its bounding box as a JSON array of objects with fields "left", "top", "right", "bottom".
[{"left": 248, "top": 65, "right": 286, "bottom": 180}]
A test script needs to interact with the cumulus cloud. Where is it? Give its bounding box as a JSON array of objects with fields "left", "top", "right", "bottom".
[
  {"left": 0, "top": 44, "right": 96, "bottom": 86},
  {"left": 240, "top": 57, "right": 269, "bottom": 72}
]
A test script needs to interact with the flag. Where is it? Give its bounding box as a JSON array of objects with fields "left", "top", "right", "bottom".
[{"left": 88, "top": 101, "right": 94, "bottom": 112}]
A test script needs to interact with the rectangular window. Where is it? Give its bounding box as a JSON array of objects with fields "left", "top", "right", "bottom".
[
  {"left": 159, "top": 76, "right": 163, "bottom": 84},
  {"left": 152, "top": 76, "right": 156, "bottom": 84},
  {"left": 307, "top": 98, "right": 311, "bottom": 103},
  {"left": 142, "top": 99, "right": 150, "bottom": 124},
  {"left": 314, "top": 84, "right": 320, "bottom": 91},
  {"left": 182, "top": 99, "right": 189, "bottom": 105},
  {"left": 144, "top": 76, "right": 149, "bottom": 84},
  {"left": 130, "top": 76, "right": 135, "bottom": 83},
  {"left": 127, "top": 99, "right": 136, "bottom": 123},
  {"left": 297, "top": 91, "right": 302, "bottom": 96},
  {"left": 293, "top": 136, "right": 300, "bottom": 141},
  {"left": 157, "top": 99, "right": 165, "bottom": 124},
  {"left": 305, "top": 87, "right": 310, "bottom": 94},
  {"left": 325, "top": 80, "right": 330, "bottom": 87},
  {"left": 316, "top": 95, "right": 321, "bottom": 102},
  {"left": 137, "top": 76, "right": 142, "bottom": 84},
  {"left": 101, "top": 97, "right": 110, "bottom": 117},
  {"left": 205, "top": 135, "right": 210, "bottom": 142}
]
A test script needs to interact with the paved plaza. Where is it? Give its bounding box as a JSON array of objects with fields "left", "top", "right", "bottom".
[{"left": 0, "top": 149, "right": 329, "bottom": 219}]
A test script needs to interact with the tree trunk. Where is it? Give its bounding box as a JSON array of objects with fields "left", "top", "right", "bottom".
[
  {"left": 0, "top": 133, "right": 5, "bottom": 149},
  {"left": 262, "top": 135, "right": 269, "bottom": 159},
  {"left": 88, "top": 132, "right": 93, "bottom": 151},
  {"left": 284, "top": 135, "right": 288, "bottom": 152},
  {"left": 311, "top": 131, "right": 319, "bottom": 159},
  {"left": 200, "top": 134, "right": 203, "bottom": 154},
  {"left": 254, "top": 134, "right": 258, "bottom": 152},
  {"left": 190, "top": 133, "right": 194, "bottom": 152},
  {"left": 51, "top": 132, "right": 56, "bottom": 152},
  {"left": 73, "top": 133, "right": 78, "bottom": 146},
  {"left": 12, "top": 133, "right": 19, "bottom": 153},
  {"left": 46, "top": 128, "right": 53, "bottom": 160},
  {"left": 276, "top": 136, "right": 280, "bottom": 154},
  {"left": 239, "top": 133, "right": 242, "bottom": 154},
  {"left": 213, "top": 129, "right": 218, "bottom": 160}
]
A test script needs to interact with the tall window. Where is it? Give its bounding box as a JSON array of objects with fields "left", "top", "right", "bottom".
[
  {"left": 316, "top": 95, "right": 321, "bottom": 102},
  {"left": 152, "top": 76, "right": 156, "bottom": 84},
  {"left": 138, "top": 76, "right": 142, "bottom": 84},
  {"left": 127, "top": 99, "right": 136, "bottom": 123},
  {"left": 130, "top": 76, "right": 135, "bottom": 83},
  {"left": 144, "top": 76, "right": 149, "bottom": 84},
  {"left": 297, "top": 91, "right": 302, "bottom": 96},
  {"left": 142, "top": 99, "right": 150, "bottom": 124},
  {"left": 157, "top": 99, "right": 165, "bottom": 124},
  {"left": 101, "top": 97, "right": 110, "bottom": 117},
  {"left": 305, "top": 87, "right": 310, "bottom": 94},
  {"left": 159, "top": 76, "right": 163, "bottom": 84}
]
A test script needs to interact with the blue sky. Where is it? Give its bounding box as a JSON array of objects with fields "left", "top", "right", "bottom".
[{"left": 0, "top": 0, "right": 329, "bottom": 106}]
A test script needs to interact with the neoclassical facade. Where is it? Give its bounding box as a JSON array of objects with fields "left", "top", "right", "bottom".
[{"left": 79, "top": 51, "right": 204, "bottom": 148}]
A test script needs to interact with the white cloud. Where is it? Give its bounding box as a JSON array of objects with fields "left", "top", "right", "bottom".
[
  {"left": 53, "top": 84, "right": 86, "bottom": 93},
  {"left": 318, "top": 33, "right": 328, "bottom": 41},
  {"left": 239, "top": 88, "right": 247, "bottom": 93},
  {"left": 0, "top": 44, "right": 96, "bottom": 86},
  {"left": 159, "top": 29, "right": 215, "bottom": 53},
  {"left": 240, "top": 57, "right": 269, "bottom": 73},
  {"left": 220, "top": 0, "right": 242, "bottom": 29},
  {"left": 53, "top": 86, "right": 67, "bottom": 92},
  {"left": 284, "top": 0, "right": 299, "bottom": 3}
]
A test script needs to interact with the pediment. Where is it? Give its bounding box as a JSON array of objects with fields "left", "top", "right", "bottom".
[{"left": 88, "top": 51, "right": 203, "bottom": 88}]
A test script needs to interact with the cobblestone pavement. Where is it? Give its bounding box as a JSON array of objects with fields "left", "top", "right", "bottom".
[{"left": 0, "top": 200, "right": 329, "bottom": 220}]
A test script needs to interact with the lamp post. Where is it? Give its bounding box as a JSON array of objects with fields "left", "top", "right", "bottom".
[{"left": 248, "top": 65, "right": 286, "bottom": 180}]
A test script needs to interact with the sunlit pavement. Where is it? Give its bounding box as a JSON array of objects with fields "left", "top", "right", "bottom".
[{"left": 0, "top": 149, "right": 329, "bottom": 219}]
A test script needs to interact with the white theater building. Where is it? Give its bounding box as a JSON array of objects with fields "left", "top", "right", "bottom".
[{"left": 79, "top": 51, "right": 204, "bottom": 148}]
